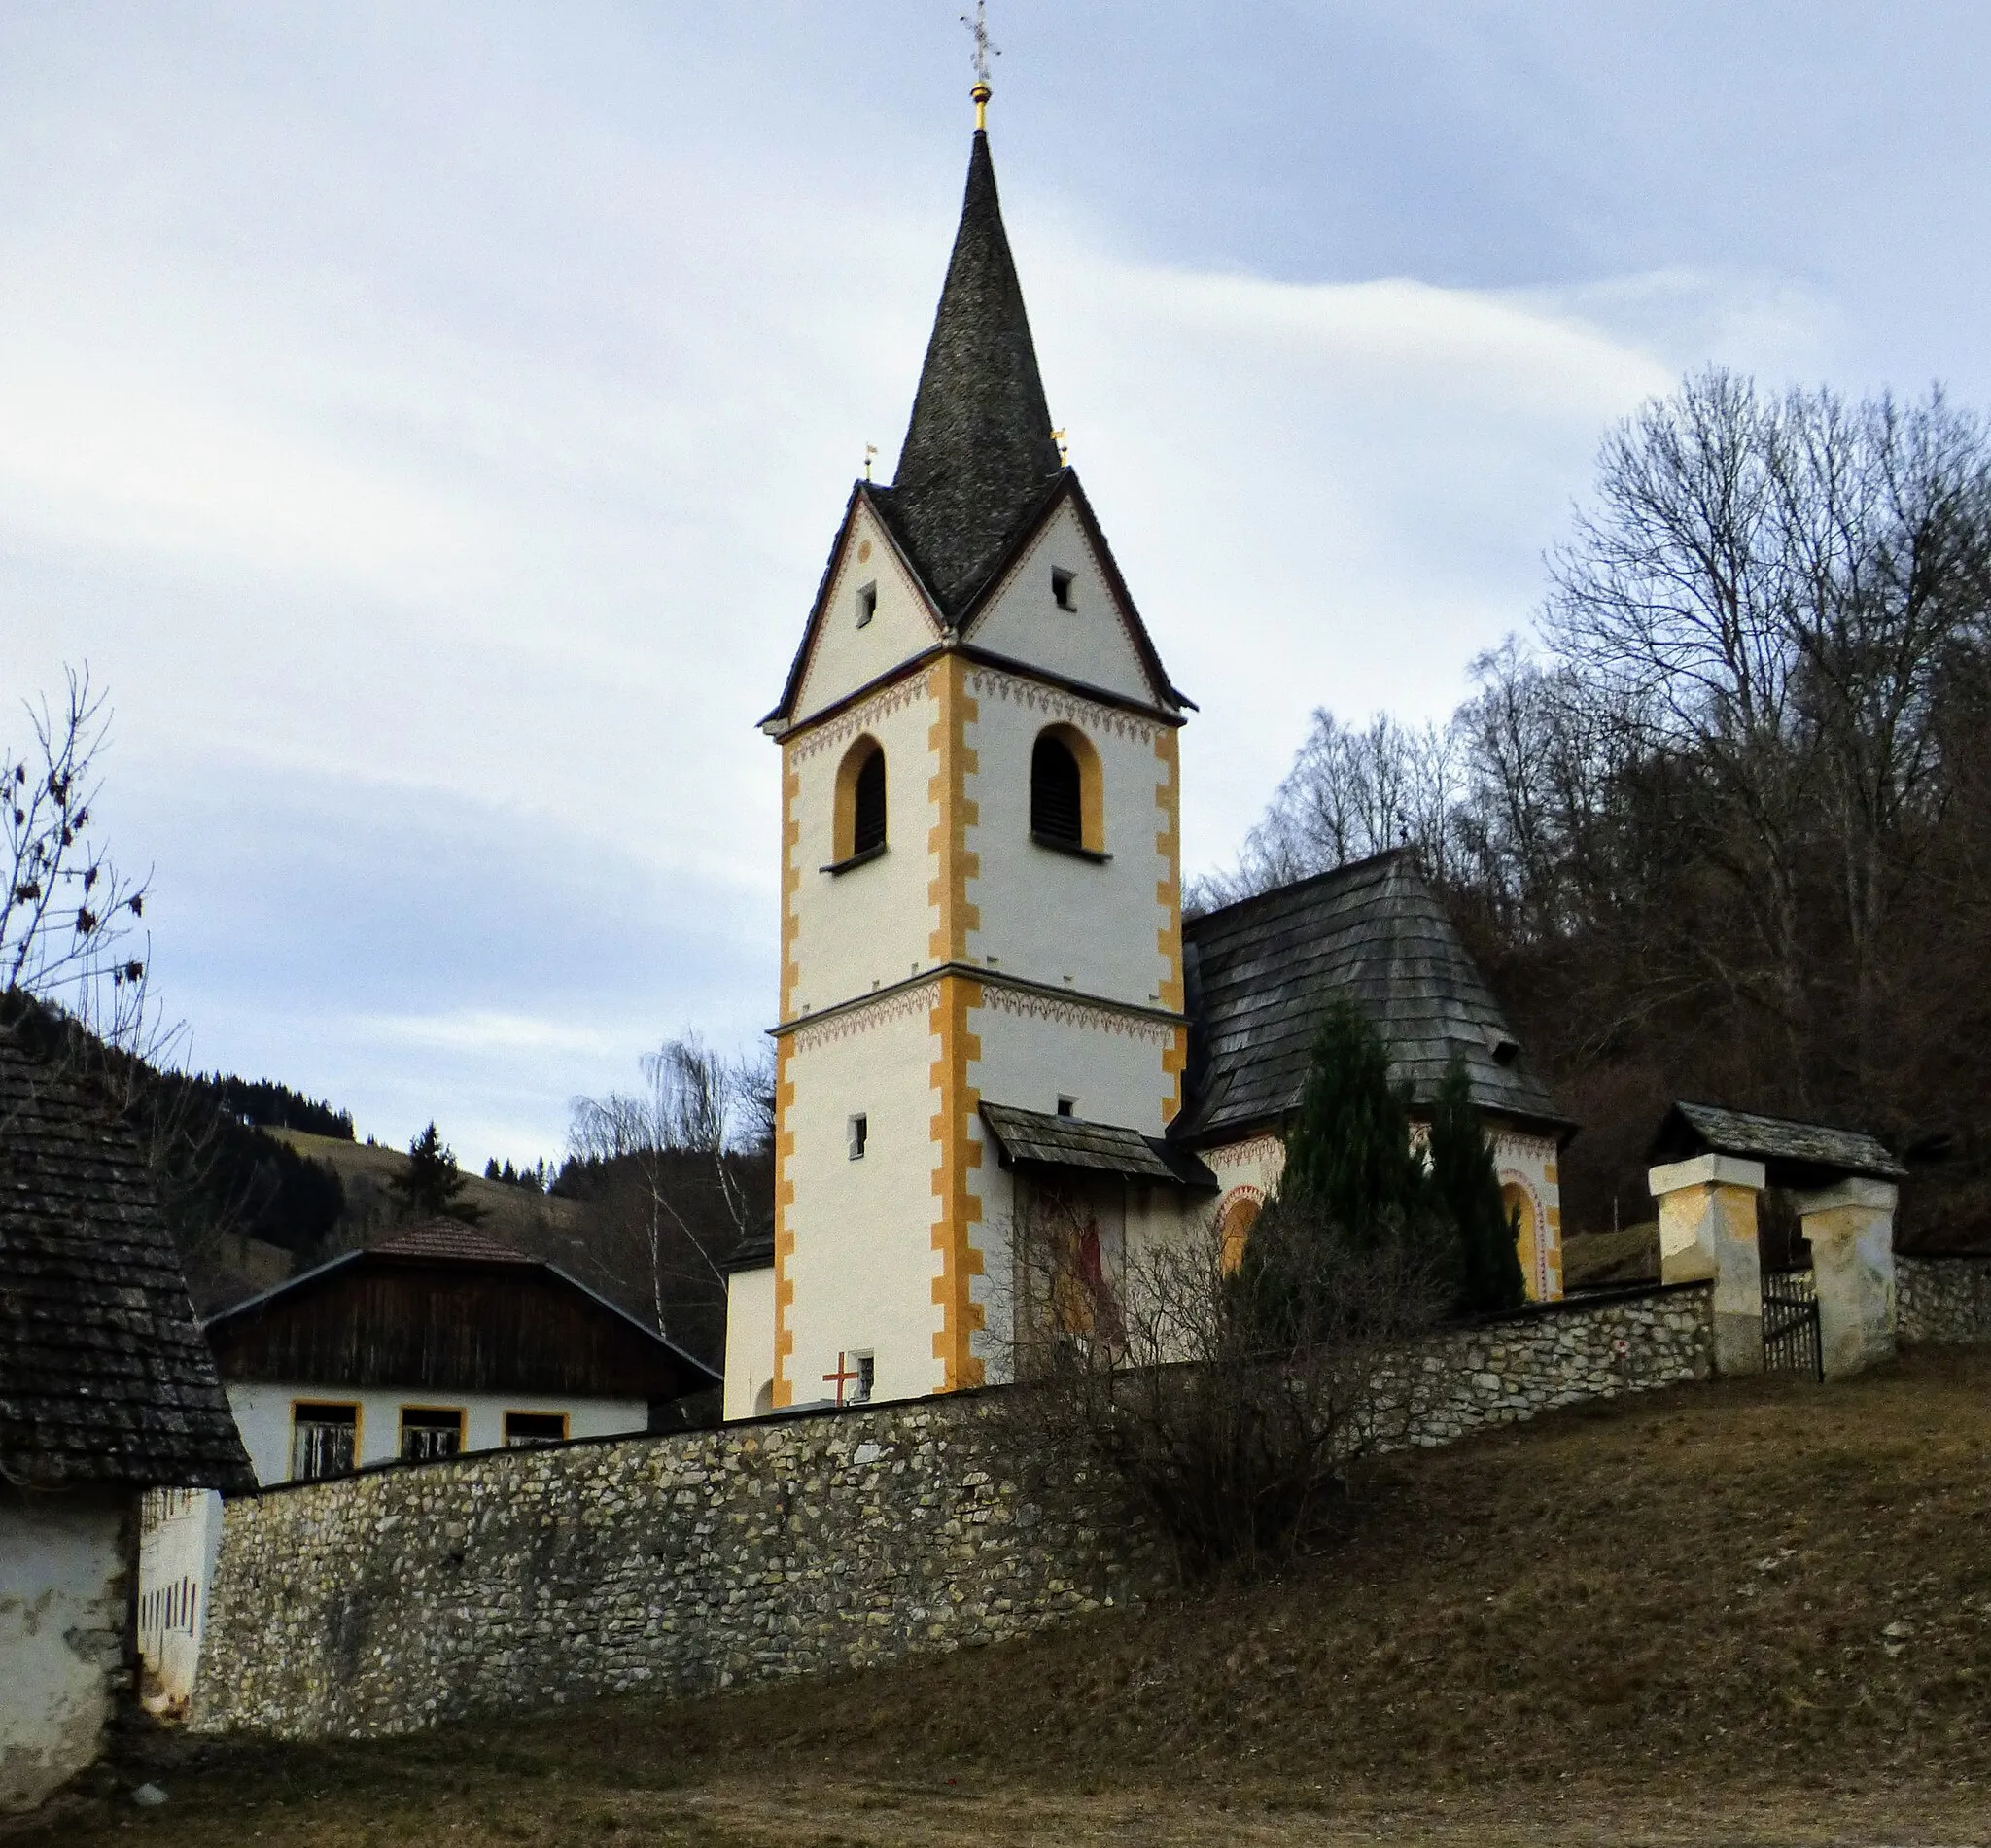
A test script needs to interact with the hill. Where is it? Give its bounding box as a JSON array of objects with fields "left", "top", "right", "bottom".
[{"left": 35, "top": 1348, "right": 1991, "bottom": 1845}]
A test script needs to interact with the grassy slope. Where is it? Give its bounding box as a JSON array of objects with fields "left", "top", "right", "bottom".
[
  {"left": 29, "top": 1349, "right": 1991, "bottom": 1847},
  {"left": 272, "top": 1130, "right": 586, "bottom": 1251}
]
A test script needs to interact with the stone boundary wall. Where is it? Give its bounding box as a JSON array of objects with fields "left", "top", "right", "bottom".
[
  {"left": 192, "top": 1283, "right": 1712, "bottom": 1741},
  {"left": 1899, "top": 1254, "right": 1991, "bottom": 1345}
]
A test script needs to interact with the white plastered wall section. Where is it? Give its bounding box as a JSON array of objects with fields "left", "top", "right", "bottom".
[
  {"left": 0, "top": 1485, "right": 128, "bottom": 1813},
  {"left": 790, "top": 500, "right": 940, "bottom": 722},
  {"left": 137, "top": 1488, "right": 223, "bottom": 1712},
  {"left": 722, "top": 1266, "right": 777, "bottom": 1420},
  {"left": 966, "top": 996, "right": 1186, "bottom": 1378},
  {"left": 782, "top": 994, "right": 947, "bottom": 1406},
  {"left": 961, "top": 666, "right": 1175, "bottom": 1010},
  {"left": 785, "top": 674, "right": 941, "bottom": 1015},
  {"left": 223, "top": 1384, "right": 649, "bottom": 1484},
  {"left": 962, "top": 498, "right": 1156, "bottom": 705}
]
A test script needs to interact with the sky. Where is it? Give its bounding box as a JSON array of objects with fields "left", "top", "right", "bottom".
[{"left": 3, "top": 2, "right": 1987, "bottom": 1168}]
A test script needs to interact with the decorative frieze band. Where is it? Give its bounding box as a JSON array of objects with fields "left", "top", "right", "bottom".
[
  {"left": 964, "top": 665, "right": 1159, "bottom": 746},
  {"left": 1204, "top": 1134, "right": 1284, "bottom": 1175},
  {"left": 786, "top": 978, "right": 942, "bottom": 1052},
  {"left": 788, "top": 669, "right": 937, "bottom": 765},
  {"left": 978, "top": 981, "right": 1179, "bottom": 1045}
]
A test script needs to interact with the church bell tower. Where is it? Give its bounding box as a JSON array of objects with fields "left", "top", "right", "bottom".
[{"left": 732, "top": 83, "right": 1194, "bottom": 1414}]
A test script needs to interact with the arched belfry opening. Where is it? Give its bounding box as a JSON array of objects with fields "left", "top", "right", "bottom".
[
  {"left": 834, "top": 736, "right": 888, "bottom": 863},
  {"left": 1030, "top": 725, "right": 1102, "bottom": 854}
]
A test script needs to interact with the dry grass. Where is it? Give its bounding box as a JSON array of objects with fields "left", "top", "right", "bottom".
[{"left": 25, "top": 1348, "right": 1991, "bottom": 1846}]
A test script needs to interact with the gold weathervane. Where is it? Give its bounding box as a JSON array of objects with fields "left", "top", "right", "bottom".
[{"left": 961, "top": 1, "right": 999, "bottom": 128}]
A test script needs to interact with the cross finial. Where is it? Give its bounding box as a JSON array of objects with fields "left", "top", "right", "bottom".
[{"left": 961, "top": 2, "right": 999, "bottom": 128}]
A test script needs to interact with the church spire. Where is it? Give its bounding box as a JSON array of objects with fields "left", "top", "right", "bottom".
[{"left": 879, "top": 122, "right": 1065, "bottom": 619}]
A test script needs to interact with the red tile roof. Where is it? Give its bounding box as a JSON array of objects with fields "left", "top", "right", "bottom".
[{"left": 367, "top": 1218, "right": 536, "bottom": 1265}]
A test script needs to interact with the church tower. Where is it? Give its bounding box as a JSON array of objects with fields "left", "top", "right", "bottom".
[{"left": 731, "top": 90, "right": 1193, "bottom": 1414}]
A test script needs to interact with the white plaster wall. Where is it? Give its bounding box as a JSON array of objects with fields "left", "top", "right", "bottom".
[
  {"left": 782, "top": 995, "right": 945, "bottom": 1405},
  {"left": 961, "top": 672, "right": 1175, "bottom": 1011},
  {"left": 792, "top": 502, "right": 940, "bottom": 722},
  {"left": 964, "top": 498, "right": 1160, "bottom": 705},
  {"left": 0, "top": 1484, "right": 128, "bottom": 1813},
  {"left": 137, "top": 1489, "right": 221, "bottom": 1715},
  {"left": 970, "top": 992, "right": 1177, "bottom": 1136},
  {"left": 224, "top": 1384, "right": 649, "bottom": 1485},
  {"left": 722, "top": 1265, "right": 777, "bottom": 1421},
  {"left": 786, "top": 677, "right": 939, "bottom": 1016}
]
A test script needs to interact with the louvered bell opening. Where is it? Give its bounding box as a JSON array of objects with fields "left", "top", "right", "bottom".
[
  {"left": 853, "top": 748, "right": 887, "bottom": 854},
  {"left": 1031, "top": 735, "right": 1082, "bottom": 844}
]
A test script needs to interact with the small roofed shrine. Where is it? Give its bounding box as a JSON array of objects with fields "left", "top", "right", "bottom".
[{"left": 1647, "top": 1101, "right": 1906, "bottom": 1379}]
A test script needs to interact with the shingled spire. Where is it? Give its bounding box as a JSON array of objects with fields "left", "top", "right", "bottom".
[{"left": 878, "top": 129, "right": 1066, "bottom": 618}]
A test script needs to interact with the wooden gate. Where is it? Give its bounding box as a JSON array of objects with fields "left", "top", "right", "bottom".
[{"left": 1762, "top": 1268, "right": 1822, "bottom": 1380}]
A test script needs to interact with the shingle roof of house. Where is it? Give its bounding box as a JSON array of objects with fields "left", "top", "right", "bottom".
[
  {"left": 1174, "top": 850, "right": 1566, "bottom": 1146},
  {"left": 1650, "top": 1101, "right": 1905, "bottom": 1186},
  {"left": 981, "top": 1102, "right": 1218, "bottom": 1189},
  {"left": 871, "top": 129, "right": 1066, "bottom": 619},
  {"left": 0, "top": 1034, "right": 254, "bottom": 1492},
  {"left": 368, "top": 1218, "right": 537, "bottom": 1265}
]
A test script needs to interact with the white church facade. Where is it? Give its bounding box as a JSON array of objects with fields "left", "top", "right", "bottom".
[{"left": 724, "top": 99, "right": 1568, "bottom": 1420}]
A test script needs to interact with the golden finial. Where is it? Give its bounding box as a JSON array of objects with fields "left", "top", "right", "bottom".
[
  {"left": 1051, "top": 429, "right": 1068, "bottom": 465},
  {"left": 961, "top": 3, "right": 998, "bottom": 129}
]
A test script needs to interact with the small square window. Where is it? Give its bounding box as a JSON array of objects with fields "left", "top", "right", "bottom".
[
  {"left": 505, "top": 1411, "right": 567, "bottom": 1447},
  {"left": 400, "top": 1406, "right": 464, "bottom": 1463},
  {"left": 1056, "top": 1096, "right": 1077, "bottom": 1117},
  {"left": 853, "top": 1353, "right": 876, "bottom": 1405},
  {"left": 856, "top": 582, "right": 878, "bottom": 627},
  {"left": 848, "top": 1112, "right": 868, "bottom": 1160},
  {"left": 290, "top": 1402, "right": 358, "bottom": 1482},
  {"left": 1051, "top": 568, "right": 1076, "bottom": 611}
]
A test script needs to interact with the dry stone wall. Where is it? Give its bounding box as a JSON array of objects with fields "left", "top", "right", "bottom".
[
  {"left": 1899, "top": 1255, "right": 1991, "bottom": 1345},
  {"left": 192, "top": 1283, "right": 1713, "bottom": 1741}
]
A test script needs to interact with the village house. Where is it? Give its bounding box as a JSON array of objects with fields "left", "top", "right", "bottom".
[
  {"left": 136, "top": 1217, "right": 718, "bottom": 1709},
  {"left": 0, "top": 1028, "right": 254, "bottom": 1812},
  {"left": 722, "top": 100, "right": 1570, "bottom": 1419}
]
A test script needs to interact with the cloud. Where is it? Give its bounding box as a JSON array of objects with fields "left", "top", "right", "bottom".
[{"left": 0, "top": 6, "right": 1840, "bottom": 1165}]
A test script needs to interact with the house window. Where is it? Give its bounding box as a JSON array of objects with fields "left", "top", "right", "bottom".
[
  {"left": 856, "top": 581, "right": 877, "bottom": 627},
  {"left": 1030, "top": 724, "right": 1104, "bottom": 855},
  {"left": 1052, "top": 567, "right": 1076, "bottom": 610},
  {"left": 852, "top": 1352, "right": 876, "bottom": 1404},
  {"left": 505, "top": 1411, "right": 568, "bottom": 1447},
  {"left": 831, "top": 735, "right": 888, "bottom": 866},
  {"left": 1057, "top": 1096, "right": 1076, "bottom": 1117},
  {"left": 400, "top": 1406, "right": 465, "bottom": 1463},
  {"left": 848, "top": 1113, "right": 868, "bottom": 1160},
  {"left": 290, "top": 1401, "right": 358, "bottom": 1482}
]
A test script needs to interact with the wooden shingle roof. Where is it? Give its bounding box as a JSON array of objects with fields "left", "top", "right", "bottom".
[
  {"left": 981, "top": 1102, "right": 1218, "bottom": 1189},
  {"left": 1650, "top": 1101, "right": 1905, "bottom": 1187},
  {"left": 0, "top": 1034, "right": 254, "bottom": 1492},
  {"left": 1175, "top": 851, "right": 1567, "bottom": 1146}
]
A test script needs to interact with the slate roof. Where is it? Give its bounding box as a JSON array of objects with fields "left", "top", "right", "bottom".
[
  {"left": 1174, "top": 851, "right": 1566, "bottom": 1146},
  {"left": 981, "top": 1102, "right": 1219, "bottom": 1189},
  {"left": 0, "top": 1034, "right": 255, "bottom": 1492},
  {"left": 1650, "top": 1101, "right": 1905, "bottom": 1187},
  {"left": 872, "top": 129, "right": 1066, "bottom": 619}
]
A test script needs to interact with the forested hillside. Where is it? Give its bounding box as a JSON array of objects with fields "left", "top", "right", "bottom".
[{"left": 1202, "top": 374, "right": 1991, "bottom": 1251}]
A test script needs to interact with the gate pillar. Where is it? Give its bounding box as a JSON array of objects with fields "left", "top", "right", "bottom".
[
  {"left": 1789, "top": 1178, "right": 1898, "bottom": 1379},
  {"left": 1648, "top": 1154, "right": 1766, "bottom": 1376}
]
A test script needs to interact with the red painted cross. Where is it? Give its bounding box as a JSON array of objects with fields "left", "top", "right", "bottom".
[{"left": 823, "top": 1351, "right": 862, "bottom": 1406}]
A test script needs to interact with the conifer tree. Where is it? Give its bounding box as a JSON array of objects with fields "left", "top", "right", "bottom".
[
  {"left": 1278, "top": 998, "right": 1428, "bottom": 1246},
  {"left": 1426, "top": 1055, "right": 1526, "bottom": 1314},
  {"left": 390, "top": 1121, "right": 481, "bottom": 1223}
]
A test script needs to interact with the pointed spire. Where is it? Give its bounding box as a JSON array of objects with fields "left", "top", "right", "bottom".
[{"left": 880, "top": 130, "right": 1065, "bottom": 618}]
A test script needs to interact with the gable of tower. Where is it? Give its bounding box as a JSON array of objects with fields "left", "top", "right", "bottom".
[
  {"left": 770, "top": 490, "right": 944, "bottom": 731},
  {"left": 959, "top": 477, "right": 1176, "bottom": 710}
]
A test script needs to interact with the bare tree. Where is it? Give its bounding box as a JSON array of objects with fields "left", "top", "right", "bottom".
[
  {"left": 997, "top": 1186, "right": 1446, "bottom": 1580},
  {"left": 568, "top": 1032, "right": 770, "bottom": 1342},
  {"left": 2, "top": 667, "right": 157, "bottom": 1051}
]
